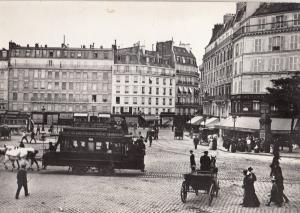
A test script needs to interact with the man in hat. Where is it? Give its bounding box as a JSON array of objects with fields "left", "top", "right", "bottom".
[
  {"left": 15, "top": 164, "right": 29, "bottom": 199},
  {"left": 200, "top": 151, "right": 211, "bottom": 171},
  {"left": 190, "top": 150, "right": 196, "bottom": 172}
]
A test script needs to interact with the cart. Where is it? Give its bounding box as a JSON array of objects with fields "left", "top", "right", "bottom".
[
  {"left": 180, "top": 170, "right": 219, "bottom": 206},
  {"left": 174, "top": 128, "right": 183, "bottom": 140}
]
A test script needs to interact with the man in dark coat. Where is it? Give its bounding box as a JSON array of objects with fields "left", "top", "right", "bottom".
[
  {"left": 190, "top": 150, "right": 196, "bottom": 172},
  {"left": 200, "top": 151, "right": 211, "bottom": 171},
  {"left": 15, "top": 164, "right": 29, "bottom": 199},
  {"left": 193, "top": 136, "right": 199, "bottom": 150},
  {"left": 29, "top": 131, "right": 37, "bottom": 143}
]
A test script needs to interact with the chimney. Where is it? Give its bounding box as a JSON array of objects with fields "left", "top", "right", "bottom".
[
  {"left": 27, "top": 44, "right": 29, "bottom": 48},
  {"left": 83, "top": 45, "right": 85, "bottom": 48},
  {"left": 100, "top": 45, "right": 103, "bottom": 49},
  {"left": 223, "top": 14, "right": 234, "bottom": 24},
  {"left": 212, "top": 24, "right": 223, "bottom": 38},
  {"left": 45, "top": 45, "right": 47, "bottom": 48},
  {"left": 35, "top": 43, "right": 39, "bottom": 48}
]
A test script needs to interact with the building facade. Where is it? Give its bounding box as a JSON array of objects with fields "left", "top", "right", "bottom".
[
  {"left": 112, "top": 44, "right": 176, "bottom": 116},
  {"left": 231, "top": 3, "right": 300, "bottom": 116},
  {"left": 156, "top": 41, "right": 200, "bottom": 117},
  {"left": 8, "top": 42, "right": 113, "bottom": 123},
  {"left": 202, "top": 14, "right": 235, "bottom": 119},
  {"left": 0, "top": 49, "right": 9, "bottom": 111}
]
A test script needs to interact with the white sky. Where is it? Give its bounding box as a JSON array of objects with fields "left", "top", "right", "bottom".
[{"left": 0, "top": 1, "right": 236, "bottom": 64}]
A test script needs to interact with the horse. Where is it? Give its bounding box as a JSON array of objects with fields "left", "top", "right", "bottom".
[
  {"left": 1, "top": 146, "right": 32, "bottom": 171},
  {"left": 210, "top": 155, "right": 218, "bottom": 173}
]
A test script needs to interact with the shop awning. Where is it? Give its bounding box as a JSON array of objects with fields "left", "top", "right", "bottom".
[
  {"left": 203, "top": 117, "right": 219, "bottom": 128},
  {"left": 98, "top": 113, "right": 110, "bottom": 118},
  {"left": 74, "top": 113, "right": 88, "bottom": 117},
  {"left": 143, "top": 115, "right": 160, "bottom": 121},
  {"left": 186, "top": 116, "right": 203, "bottom": 125},
  {"left": 215, "top": 116, "right": 298, "bottom": 133}
]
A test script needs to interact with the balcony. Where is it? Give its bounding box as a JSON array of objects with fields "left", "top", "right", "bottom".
[{"left": 233, "top": 20, "right": 300, "bottom": 40}]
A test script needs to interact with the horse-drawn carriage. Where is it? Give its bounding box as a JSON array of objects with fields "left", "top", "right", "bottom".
[
  {"left": 174, "top": 127, "right": 184, "bottom": 140},
  {"left": 180, "top": 170, "right": 219, "bottom": 206},
  {"left": 0, "top": 125, "right": 11, "bottom": 140}
]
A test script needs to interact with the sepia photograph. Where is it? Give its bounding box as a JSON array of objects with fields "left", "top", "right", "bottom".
[{"left": 0, "top": 1, "right": 299, "bottom": 212}]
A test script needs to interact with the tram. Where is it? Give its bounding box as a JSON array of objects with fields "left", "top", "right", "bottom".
[{"left": 42, "top": 122, "right": 145, "bottom": 174}]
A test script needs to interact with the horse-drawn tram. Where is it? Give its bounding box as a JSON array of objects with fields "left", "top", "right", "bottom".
[
  {"left": 42, "top": 123, "right": 145, "bottom": 174},
  {"left": 180, "top": 170, "right": 219, "bottom": 206}
]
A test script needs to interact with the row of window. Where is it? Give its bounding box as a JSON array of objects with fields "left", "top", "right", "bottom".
[
  {"left": 11, "top": 92, "right": 110, "bottom": 102},
  {"left": 203, "top": 45, "right": 233, "bottom": 71},
  {"left": 115, "top": 65, "right": 174, "bottom": 76},
  {"left": 11, "top": 81, "right": 110, "bottom": 92},
  {"left": 115, "top": 96, "right": 173, "bottom": 106},
  {"left": 233, "top": 80, "right": 261, "bottom": 94},
  {"left": 114, "top": 106, "right": 173, "bottom": 115},
  {"left": 116, "top": 86, "right": 173, "bottom": 96},
  {"left": 116, "top": 75, "right": 173, "bottom": 85},
  {"left": 12, "top": 69, "right": 110, "bottom": 80},
  {"left": 12, "top": 103, "right": 110, "bottom": 113},
  {"left": 204, "top": 64, "right": 232, "bottom": 85}
]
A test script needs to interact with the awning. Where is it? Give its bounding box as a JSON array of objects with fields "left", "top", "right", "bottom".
[
  {"left": 186, "top": 116, "right": 203, "bottom": 125},
  {"left": 59, "top": 113, "right": 73, "bottom": 119},
  {"left": 215, "top": 116, "right": 298, "bottom": 133},
  {"left": 204, "top": 117, "right": 219, "bottom": 128},
  {"left": 98, "top": 113, "right": 110, "bottom": 118},
  {"left": 143, "top": 115, "right": 160, "bottom": 121},
  {"left": 178, "top": 86, "right": 182, "bottom": 93},
  {"left": 74, "top": 113, "right": 88, "bottom": 117}
]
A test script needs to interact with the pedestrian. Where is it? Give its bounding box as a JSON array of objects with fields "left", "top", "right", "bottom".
[
  {"left": 19, "top": 141, "right": 25, "bottom": 148},
  {"left": 29, "top": 131, "right": 37, "bottom": 143},
  {"left": 190, "top": 150, "right": 196, "bottom": 172},
  {"left": 200, "top": 151, "right": 211, "bottom": 171},
  {"left": 270, "top": 158, "right": 289, "bottom": 204},
  {"left": 28, "top": 150, "right": 39, "bottom": 171},
  {"left": 36, "top": 124, "right": 40, "bottom": 135},
  {"left": 148, "top": 134, "right": 153, "bottom": 147},
  {"left": 21, "top": 131, "right": 29, "bottom": 144},
  {"left": 266, "top": 176, "right": 282, "bottom": 207},
  {"left": 15, "top": 164, "right": 29, "bottom": 199},
  {"left": 246, "top": 135, "right": 252, "bottom": 152},
  {"left": 242, "top": 168, "right": 260, "bottom": 207},
  {"left": 193, "top": 135, "right": 199, "bottom": 150},
  {"left": 49, "top": 142, "right": 55, "bottom": 152},
  {"left": 273, "top": 138, "right": 280, "bottom": 158}
]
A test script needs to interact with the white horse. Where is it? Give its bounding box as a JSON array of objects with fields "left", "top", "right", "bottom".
[{"left": 1, "top": 146, "right": 33, "bottom": 171}]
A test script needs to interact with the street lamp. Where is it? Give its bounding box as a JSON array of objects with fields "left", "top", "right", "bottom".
[
  {"left": 41, "top": 106, "right": 45, "bottom": 131},
  {"left": 232, "top": 114, "right": 237, "bottom": 139},
  {"left": 289, "top": 104, "right": 295, "bottom": 152}
]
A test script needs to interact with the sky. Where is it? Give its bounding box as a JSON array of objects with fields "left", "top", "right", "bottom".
[{"left": 0, "top": 1, "right": 236, "bottom": 64}]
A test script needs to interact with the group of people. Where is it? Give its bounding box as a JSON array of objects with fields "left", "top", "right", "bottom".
[
  {"left": 189, "top": 150, "right": 213, "bottom": 172},
  {"left": 145, "top": 126, "right": 159, "bottom": 147},
  {"left": 241, "top": 156, "right": 289, "bottom": 208}
]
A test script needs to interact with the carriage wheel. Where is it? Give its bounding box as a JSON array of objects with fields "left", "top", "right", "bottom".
[
  {"left": 180, "top": 181, "right": 187, "bottom": 203},
  {"left": 215, "top": 181, "right": 220, "bottom": 197},
  {"left": 208, "top": 183, "right": 214, "bottom": 206}
]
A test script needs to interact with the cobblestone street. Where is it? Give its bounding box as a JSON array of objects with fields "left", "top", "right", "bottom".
[{"left": 0, "top": 129, "right": 300, "bottom": 213}]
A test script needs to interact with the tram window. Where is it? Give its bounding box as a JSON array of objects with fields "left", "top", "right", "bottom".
[{"left": 96, "top": 142, "right": 101, "bottom": 150}]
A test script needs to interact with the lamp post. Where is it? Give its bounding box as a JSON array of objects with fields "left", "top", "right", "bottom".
[
  {"left": 289, "top": 104, "right": 295, "bottom": 153},
  {"left": 232, "top": 114, "right": 237, "bottom": 139},
  {"left": 41, "top": 106, "right": 45, "bottom": 131}
]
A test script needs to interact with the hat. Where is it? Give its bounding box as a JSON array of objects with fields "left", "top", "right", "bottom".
[
  {"left": 242, "top": 169, "right": 248, "bottom": 175},
  {"left": 204, "top": 151, "right": 208, "bottom": 154},
  {"left": 190, "top": 150, "right": 193, "bottom": 153},
  {"left": 248, "top": 167, "right": 253, "bottom": 171}
]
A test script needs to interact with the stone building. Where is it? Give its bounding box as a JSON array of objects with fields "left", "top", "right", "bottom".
[
  {"left": 0, "top": 49, "right": 9, "bottom": 111},
  {"left": 8, "top": 42, "right": 114, "bottom": 124},
  {"left": 112, "top": 43, "right": 176, "bottom": 121}
]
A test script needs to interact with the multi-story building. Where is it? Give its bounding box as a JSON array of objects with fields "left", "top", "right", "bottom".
[
  {"left": 0, "top": 49, "right": 9, "bottom": 111},
  {"left": 112, "top": 44, "right": 176, "bottom": 117},
  {"left": 202, "top": 14, "right": 235, "bottom": 119},
  {"left": 156, "top": 41, "right": 200, "bottom": 118},
  {"left": 231, "top": 2, "right": 300, "bottom": 117},
  {"left": 8, "top": 42, "right": 114, "bottom": 124}
]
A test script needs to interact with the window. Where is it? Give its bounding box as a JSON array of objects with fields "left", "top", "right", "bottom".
[
  {"left": 48, "top": 60, "right": 53, "bottom": 67},
  {"left": 162, "top": 98, "right": 165, "bottom": 105},
  {"left": 156, "top": 78, "right": 159, "bottom": 84},
  {"left": 125, "top": 86, "right": 129, "bottom": 94},
  {"left": 83, "top": 72, "right": 87, "bottom": 79},
  {"left": 62, "top": 82, "right": 66, "bottom": 90},
  {"left": 124, "top": 97, "right": 129, "bottom": 104},
  {"left": 34, "top": 70, "right": 39, "bottom": 78},
  {"left": 141, "top": 97, "right": 145, "bottom": 105},
  {"left": 55, "top": 72, "right": 59, "bottom": 79},
  {"left": 134, "top": 76, "right": 138, "bottom": 83},
  {"left": 103, "top": 72, "right": 108, "bottom": 80},
  {"left": 125, "top": 66, "right": 129, "bottom": 72},
  {"left": 116, "top": 75, "right": 120, "bottom": 82},
  {"left": 269, "top": 36, "right": 284, "bottom": 51},
  {"left": 258, "top": 18, "right": 266, "bottom": 30},
  {"left": 254, "top": 39, "right": 262, "bottom": 52},
  {"left": 163, "top": 88, "right": 166, "bottom": 95},
  {"left": 69, "top": 82, "right": 73, "bottom": 90},
  {"left": 156, "top": 98, "right": 159, "bottom": 105},
  {"left": 271, "top": 58, "right": 280, "bottom": 71},
  {"left": 149, "top": 87, "right": 152, "bottom": 95},
  {"left": 169, "top": 98, "right": 172, "bottom": 105},
  {"left": 47, "top": 82, "right": 52, "bottom": 90},
  {"left": 92, "top": 83, "right": 97, "bottom": 91},
  {"left": 62, "top": 94, "right": 66, "bottom": 101},
  {"left": 102, "top": 94, "right": 108, "bottom": 102},
  {"left": 116, "top": 86, "right": 120, "bottom": 93},
  {"left": 69, "top": 94, "right": 73, "bottom": 101},
  {"left": 142, "top": 87, "right": 145, "bottom": 94},
  {"left": 23, "top": 93, "right": 28, "bottom": 101},
  {"left": 148, "top": 98, "right": 151, "bottom": 105},
  {"left": 142, "top": 76, "right": 145, "bottom": 83},
  {"left": 170, "top": 79, "right": 173, "bottom": 86},
  {"left": 294, "top": 13, "right": 300, "bottom": 26},
  {"left": 149, "top": 78, "right": 152, "bottom": 84},
  {"left": 253, "top": 80, "right": 260, "bottom": 93},
  {"left": 253, "top": 101, "right": 260, "bottom": 111},
  {"left": 125, "top": 75, "right": 129, "bottom": 83},
  {"left": 156, "top": 88, "right": 159, "bottom": 95},
  {"left": 48, "top": 71, "right": 52, "bottom": 79},
  {"left": 163, "top": 78, "right": 166, "bottom": 85},
  {"left": 62, "top": 72, "right": 67, "bottom": 79},
  {"left": 133, "top": 86, "right": 138, "bottom": 94},
  {"left": 290, "top": 35, "right": 298, "bottom": 50},
  {"left": 24, "top": 80, "right": 29, "bottom": 89},
  {"left": 253, "top": 59, "right": 264, "bottom": 72},
  {"left": 235, "top": 43, "right": 239, "bottom": 57},
  {"left": 13, "top": 93, "right": 18, "bottom": 100},
  {"left": 76, "top": 72, "right": 81, "bottom": 79},
  {"left": 93, "top": 52, "right": 98, "bottom": 58},
  {"left": 169, "top": 88, "right": 172, "bottom": 96},
  {"left": 24, "top": 70, "right": 29, "bottom": 78},
  {"left": 33, "top": 81, "right": 38, "bottom": 89},
  {"left": 272, "top": 15, "right": 286, "bottom": 28},
  {"left": 288, "top": 57, "right": 298, "bottom": 70},
  {"left": 116, "top": 97, "right": 120, "bottom": 104},
  {"left": 234, "top": 62, "right": 237, "bottom": 75},
  {"left": 92, "top": 95, "right": 97, "bottom": 102},
  {"left": 54, "top": 82, "right": 59, "bottom": 90},
  {"left": 83, "top": 83, "right": 87, "bottom": 91},
  {"left": 133, "top": 97, "right": 137, "bottom": 104}
]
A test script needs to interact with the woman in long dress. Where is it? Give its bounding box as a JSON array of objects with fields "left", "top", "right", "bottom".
[{"left": 242, "top": 169, "right": 260, "bottom": 207}]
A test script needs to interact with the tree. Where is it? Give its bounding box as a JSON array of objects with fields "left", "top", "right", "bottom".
[{"left": 266, "top": 75, "right": 300, "bottom": 148}]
